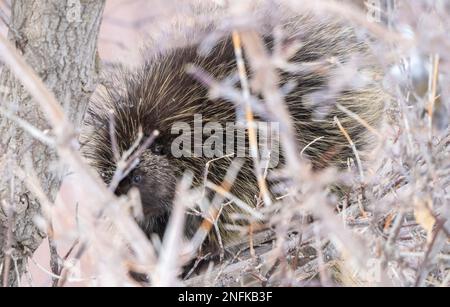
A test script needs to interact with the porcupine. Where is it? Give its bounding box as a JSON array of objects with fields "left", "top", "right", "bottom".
[{"left": 81, "top": 8, "right": 384, "bottom": 250}]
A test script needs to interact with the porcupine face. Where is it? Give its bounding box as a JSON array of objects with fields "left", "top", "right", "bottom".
[
  {"left": 114, "top": 151, "right": 177, "bottom": 221},
  {"left": 105, "top": 95, "right": 189, "bottom": 235}
]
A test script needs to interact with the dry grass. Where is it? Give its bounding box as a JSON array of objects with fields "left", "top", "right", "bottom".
[{"left": 0, "top": 0, "right": 449, "bottom": 287}]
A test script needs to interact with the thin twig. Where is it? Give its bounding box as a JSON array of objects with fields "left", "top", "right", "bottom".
[
  {"left": 232, "top": 31, "right": 272, "bottom": 207},
  {"left": 334, "top": 116, "right": 365, "bottom": 182}
]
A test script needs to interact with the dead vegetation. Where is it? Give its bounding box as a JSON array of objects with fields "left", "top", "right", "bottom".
[{"left": 0, "top": 0, "right": 449, "bottom": 287}]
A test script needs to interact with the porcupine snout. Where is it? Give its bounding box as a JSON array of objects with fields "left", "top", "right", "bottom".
[{"left": 114, "top": 150, "right": 178, "bottom": 218}]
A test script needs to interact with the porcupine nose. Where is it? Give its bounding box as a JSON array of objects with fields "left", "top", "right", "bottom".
[{"left": 114, "top": 179, "right": 131, "bottom": 196}]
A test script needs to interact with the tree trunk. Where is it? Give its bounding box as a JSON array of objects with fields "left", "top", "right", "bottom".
[{"left": 0, "top": 0, "right": 105, "bottom": 286}]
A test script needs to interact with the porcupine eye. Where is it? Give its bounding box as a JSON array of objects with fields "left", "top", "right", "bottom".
[
  {"left": 132, "top": 174, "right": 143, "bottom": 184},
  {"left": 151, "top": 144, "right": 166, "bottom": 156}
]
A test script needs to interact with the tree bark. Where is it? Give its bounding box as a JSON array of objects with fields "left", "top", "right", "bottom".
[{"left": 0, "top": 0, "right": 105, "bottom": 286}]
